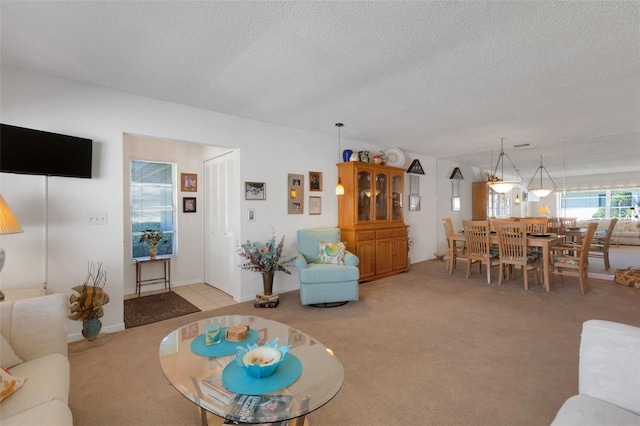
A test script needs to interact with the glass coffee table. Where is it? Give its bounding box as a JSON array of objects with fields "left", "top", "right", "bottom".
[{"left": 159, "top": 315, "right": 344, "bottom": 425}]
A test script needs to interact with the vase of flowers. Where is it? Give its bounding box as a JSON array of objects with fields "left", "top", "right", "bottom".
[
  {"left": 68, "top": 262, "right": 109, "bottom": 341},
  {"left": 139, "top": 229, "right": 167, "bottom": 259},
  {"left": 237, "top": 229, "right": 295, "bottom": 295}
]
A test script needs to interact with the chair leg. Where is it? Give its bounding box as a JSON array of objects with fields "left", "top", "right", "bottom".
[
  {"left": 486, "top": 262, "right": 491, "bottom": 284},
  {"left": 466, "top": 260, "right": 471, "bottom": 279},
  {"left": 523, "top": 266, "right": 529, "bottom": 290},
  {"left": 604, "top": 251, "right": 610, "bottom": 270},
  {"left": 579, "top": 267, "right": 587, "bottom": 295},
  {"left": 498, "top": 264, "right": 504, "bottom": 286}
]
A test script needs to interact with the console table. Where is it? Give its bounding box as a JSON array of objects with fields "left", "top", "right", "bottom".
[{"left": 135, "top": 257, "right": 171, "bottom": 296}]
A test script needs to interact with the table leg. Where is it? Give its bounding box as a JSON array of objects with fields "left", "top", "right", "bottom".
[
  {"left": 136, "top": 262, "right": 141, "bottom": 297},
  {"left": 542, "top": 244, "right": 551, "bottom": 292},
  {"left": 167, "top": 259, "right": 171, "bottom": 292}
]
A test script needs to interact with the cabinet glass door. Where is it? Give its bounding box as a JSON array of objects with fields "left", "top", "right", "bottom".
[
  {"left": 391, "top": 174, "right": 403, "bottom": 221},
  {"left": 357, "top": 169, "right": 372, "bottom": 222},
  {"left": 375, "top": 172, "right": 388, "bottom": 221}
]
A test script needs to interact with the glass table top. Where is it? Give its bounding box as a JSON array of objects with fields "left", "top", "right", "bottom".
[{"left": 159, "top": 315, "right": 344, "bottom": 424}]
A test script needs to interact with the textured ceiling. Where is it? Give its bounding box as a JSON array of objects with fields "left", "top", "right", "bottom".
[{"left": 1, "top": 1, "right": 639, "bottom": 180}]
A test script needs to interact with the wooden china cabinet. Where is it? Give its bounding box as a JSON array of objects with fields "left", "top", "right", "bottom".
[{"left": 337, "top": 162, "right": 409, "bottom": 281}]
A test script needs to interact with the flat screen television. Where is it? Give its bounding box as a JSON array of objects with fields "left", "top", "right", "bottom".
[{"left": 0, "top": 124, "right": 92, "bottom": 178}]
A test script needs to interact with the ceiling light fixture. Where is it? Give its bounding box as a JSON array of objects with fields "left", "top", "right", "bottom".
[
  {"left": 488, "top": 138, "right": 519, "bottom": 194},
  {"left": 527, "top": 155, "right": 556, "bottom": 198},
  {"left": 335, "top": 123, "right": 345, "bottom": 195},
  {"left": 514, "top": 169, "right": 521, "bottom": 204}
]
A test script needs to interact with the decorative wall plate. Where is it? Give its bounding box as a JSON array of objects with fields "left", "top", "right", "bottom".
[{"left": 383, "top": 148, "right": 405, "bottom": 167}]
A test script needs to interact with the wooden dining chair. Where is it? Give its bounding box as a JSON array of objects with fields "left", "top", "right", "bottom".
[
  {"left": 560, "top": 217, "right": 578, "bottom": 232},
  {"left": 494, "top": 221, "right": 541, "bottom": 290},
  {"left": 549, "top": 222, "right": 598, "bottom": 294},
  {"left": 547, "top": 217, "right": 562, "bottom": 234},
  {"left": 441, "top": 218, "right": 470, "bottom": 275},
  {"left": 462, "top": 220, "right": 499, "bottom": 284},
  {"left": 589, "top": 218, "right": 618, "bottom": 270},
  {"left": 520, "top": 218, "right": 548, "bottom": 234}
]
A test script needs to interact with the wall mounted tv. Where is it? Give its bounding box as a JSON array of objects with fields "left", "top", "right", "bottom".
[{"left": 0, "top": 124, "right": 92, "bottom": 178}]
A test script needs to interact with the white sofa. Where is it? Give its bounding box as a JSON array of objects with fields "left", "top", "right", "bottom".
[
  {"left": 576, "top": 219, "right": 640, "bottom": 246},
  {"left": 0, "top": 293, "right": 72, "bottom": 425},
  {"left": 551, "top": 320, "right": 640, "bottom": 425}
]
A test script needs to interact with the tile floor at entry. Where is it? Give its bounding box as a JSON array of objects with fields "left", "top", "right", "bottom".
[{"left": 124, "top": 283, "right": 237, "bottom": 312}]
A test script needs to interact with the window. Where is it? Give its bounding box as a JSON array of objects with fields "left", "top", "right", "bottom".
[
  {"left": 560, "top": 188, "right": 640, "bottom": 220},
  {"left": 131, "top": 160, "right": 176, "bottom": 258}
]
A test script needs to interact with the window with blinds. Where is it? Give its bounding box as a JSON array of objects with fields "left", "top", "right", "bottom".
[
  {"left": 131, "top": 160, "right": 176, "bottom": 258},
  {"left": 560, "top": 188, "right": 640, "bottom": 220}
]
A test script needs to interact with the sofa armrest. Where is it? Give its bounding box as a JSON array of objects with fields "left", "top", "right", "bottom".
[
  {"left": 8, "top": 293, "right": 69, "bottom": 361},
  {"left": 579, "top": 320, "right": 640, "bottom": 416},
  {"left": 293, "top": 253, "right": 309, "bottom": 271},
  {"left": 344, "top": 251, "right": 359, "bottom": 267}
]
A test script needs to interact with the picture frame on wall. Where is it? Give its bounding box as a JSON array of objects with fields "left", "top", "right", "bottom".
[
  {"left": 183, "top": 197, "right": 196, "bottom": 213},
  {"left": 287, "top": 173, "right": 304, "bottom": 214},
  {"left": 309, "top": 196, "right": 321, "bottom": 215},
  {"left": 245, "top": 182, "right": 266, "bottom": 200},
  {"left": 409, "top": 194, "right": 421, "bottom": 211},
  {"left": 247, "top": 208, "right": 256, "bottom": 222},
  {"left": 309, "top": 171, "right": 322, "bottom": 191},
  {"left": 181, "top": 173, "right": 197, "bottom": 192},
  {"left": 410, "top": 175, "right": 420, "bottom": 194}
]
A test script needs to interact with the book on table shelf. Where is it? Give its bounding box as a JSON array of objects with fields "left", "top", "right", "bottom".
[
  {"left": 224, "top": 394, "right": 293, "bottom": 425},
  {"left": 201, "top": 370, "right": 236, "bottom": 405}
]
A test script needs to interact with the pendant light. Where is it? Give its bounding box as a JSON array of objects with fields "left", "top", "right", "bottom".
[
  {"left": 335, "top": 123, "right": 345, "bottom": 195},
  {"left": 514, "top": 169, "right": 521, "bottom": 204},
  {"left": 487, "top": 138, "right": 519, "bottom": 193},
  {"left": 527, "top": 154, "right": 556, "bottom": 198}
]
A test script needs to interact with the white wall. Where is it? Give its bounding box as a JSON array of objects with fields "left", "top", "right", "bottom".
[{"left": 0, "top": 67, "right": 439, "bottom": 340}]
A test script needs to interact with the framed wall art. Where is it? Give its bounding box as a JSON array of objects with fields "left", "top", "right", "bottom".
[
  {"left": 247, "top": 208, "right": 256, "bottom": 222},
  {"left": 309, "top": 196, "right": 321, "bottom": 215},
  {"left": 309, "top": 171, "right": 322, "bottom": 191},
  {"left": 181, "top": 173, "right": 197, "bottom": 192},
  {"left": 409, "top": 194, "right": 421, "bottom": 211},
  {"left": 245, "top": 182, "right": 266, "bottom": 200},
  {"left": 410, "top": 175, "right": 420, "bottom": 195},
  {"left": 183, "top": 197, "right": 196, "bottom": 213},
  {"left": 288, "top": 173, "right": 304, "bottom": 214}
]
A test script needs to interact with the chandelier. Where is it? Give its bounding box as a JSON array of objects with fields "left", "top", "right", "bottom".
[
  {"left": 487, "top": 138, "right": 519, "bottom": 194},
  {"left": 527, "top": 155, "right": 556, "bottom": 198}
]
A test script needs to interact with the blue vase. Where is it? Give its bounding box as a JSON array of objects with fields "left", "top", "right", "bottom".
[
  {"left": 342, "top": 149, "right": 353, "bottom": 162},
  {"left": 82, "top": 318, "right": 102, "bottom": 341}
]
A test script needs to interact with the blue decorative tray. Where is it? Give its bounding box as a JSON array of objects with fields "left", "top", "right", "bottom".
[
  {"left": 191, "top": 328, "right": 259, "bottom": 357},
  {"left": 222, "top": 353, "right": 302, "bottom": 395}
]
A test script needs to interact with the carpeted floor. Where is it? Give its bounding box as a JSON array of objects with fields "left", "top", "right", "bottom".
[
  {"left": 69, "top": 259, "right": 640, "bottom": 426},
  {"left": 124, "top": 291, "right": 201, "bottom": 328}
]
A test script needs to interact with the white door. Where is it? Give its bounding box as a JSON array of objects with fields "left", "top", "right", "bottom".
[{"left": 204, "top": 153, "right": 236, "bottom": 296}]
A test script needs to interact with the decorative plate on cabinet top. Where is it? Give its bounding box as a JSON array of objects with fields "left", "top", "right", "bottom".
[{"left": 383, "top": 148, "right": 405, "bottom": 167}]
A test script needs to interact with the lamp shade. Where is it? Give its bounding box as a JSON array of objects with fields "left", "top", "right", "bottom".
[
  {"left": 0, "top": 195, "right": 23, "bottom": 235},
  {"left": 488, "top": 181, "right": 517, "bottom": 193},
  {"left": 529, "top": 188, "right": 553, "bottom": 198}
]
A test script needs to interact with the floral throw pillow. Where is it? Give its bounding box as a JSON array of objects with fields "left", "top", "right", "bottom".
[
  {"left": 315, "top": 242, "right": 347, "bottom": 265},
  {"left": 0, "top": 366, "right": 25, "bottom": 402}
]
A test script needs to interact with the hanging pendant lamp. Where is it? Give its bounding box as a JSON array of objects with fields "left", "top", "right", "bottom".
[
  {"left": 335, "top": 123, "right": 345, "bottom": 195},
  {"left": 514, "top": 169, "right": 521, "bottom": 204},
  {"left": 487, "top": 138, "right": 519, "bottom": 194},
  {"left": 527, "top": 155, "right": 556, "bottom": 198}
]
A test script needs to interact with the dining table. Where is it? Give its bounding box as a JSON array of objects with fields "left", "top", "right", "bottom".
[{"left": 450, "top": 232, "right": 565, "bottom": 292}]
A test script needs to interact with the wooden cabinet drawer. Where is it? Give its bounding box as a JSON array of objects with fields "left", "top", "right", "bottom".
[
  {"left": 376, "top": 229, "right": 393, "bottom": 239},
  {"left": 356, "top": 230, "right": 376, "bottom": 241},
  {"left": 393, "top": 227, "right": 408, "bottom": 237}
]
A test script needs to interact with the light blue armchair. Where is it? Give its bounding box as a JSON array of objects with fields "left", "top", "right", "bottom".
[{"left": 293, "top": 228, "right": 360, "bottom": 306}]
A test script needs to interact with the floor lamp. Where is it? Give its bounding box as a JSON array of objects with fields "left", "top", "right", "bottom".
[{"left": 0, "top": 194, "right": 24, "bottom": 300}]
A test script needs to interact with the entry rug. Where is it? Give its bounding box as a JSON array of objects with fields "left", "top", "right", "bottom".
[{"left": 124, "top": 291, "right": 200, "bottom": 329}]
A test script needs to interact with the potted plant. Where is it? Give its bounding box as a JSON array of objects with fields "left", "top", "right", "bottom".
[
  {"left": 68, "top": 262, "right": 109, "bottom": 341},
  {"left": 139, "top": 229, "right": 167, "bottom": 259},
  {"left": 237, "top": 228, "right": 295, "bottom": 296}
]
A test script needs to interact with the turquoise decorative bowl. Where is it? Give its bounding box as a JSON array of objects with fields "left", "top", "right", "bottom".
[{"left": 235, "top": 338, "right": 291, "bottom": 379}]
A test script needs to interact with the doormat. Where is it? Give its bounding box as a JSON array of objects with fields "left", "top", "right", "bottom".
[{"left": 124, "top": 291, "right": 201, "bottom": 329}]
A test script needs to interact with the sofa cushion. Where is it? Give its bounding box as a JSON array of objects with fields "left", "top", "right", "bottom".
[
  {"left": 300, "top": 263, "right": 359, "bottom": 283},
  {"left": 551, "top": 394, "right": 640, "bottom": 425},
  {"left": 614, "top": 221, "right": 631, "bottom": 232},
  {"left": 0, "top": 335, "right": 23, "bottom": 369},
  {"left": 0, "top": 366, "right": 25, "bottom": 402},
  {"left": 315, "top": 241, "right": 346, "bottom": 265},
  {"left": 1, "top": 399, "right": 73, "bottom": 426},
  {"left": 1, "top": 353, "right": 70, "bottom": 420}
]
